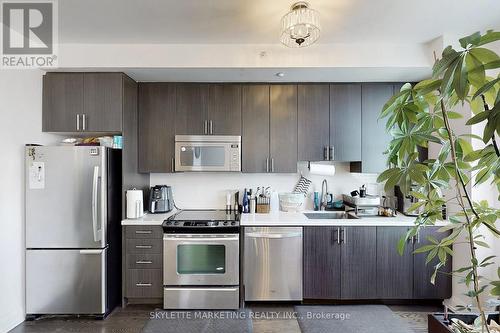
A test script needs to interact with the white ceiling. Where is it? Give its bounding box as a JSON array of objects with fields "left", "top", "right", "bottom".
[{"left": 59, "top": 0, "right": 500, "bottom": 44}]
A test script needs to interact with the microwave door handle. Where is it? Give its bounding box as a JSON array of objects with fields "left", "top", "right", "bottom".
[{"left": 91, "top": 166, "right": 99, "bottom": 242}]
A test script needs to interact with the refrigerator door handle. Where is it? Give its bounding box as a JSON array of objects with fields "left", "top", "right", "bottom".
[
  {"left": 79, "top": 249, "right": 103, "bottom": 255},
  {"left": 92, "top": 166, "right": 100, "bottom": 242}
]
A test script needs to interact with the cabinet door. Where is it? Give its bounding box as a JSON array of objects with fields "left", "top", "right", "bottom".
[
  {"left": 175, "top": 83, "right": 209, "bottom": 135},
  {"left": 413, "top": 227, "right": 452, "bottom": 299},
  {"left": 360, "top": 84, "right": 394, "bottom": 173},
  {"left": 208, "top": 84, "right": 242, "bottom": 135},
  {"left": 138, "top": 83, "right": 176, "bottom": 173},
  {"left": 242, "top": 85, "right": 270, "bottom": 173},
  {"left": 376, "top": 227, "right": 413, "bottom": 299},
  {"left": 341, "top": 227, "right": 377, "bottom": 299},
  {"left": 270, "top": 85, "right": 298, "bottom": 173},
  {"left": 83, "top": 73, "right": 123, "bottom": 132},
  {"left": 42, "top": 73, "right": 83, "bottom": 132},
  {"left": 330, "top": 84, "right": 361, "bottom": 161},
  {"left": 303, "top": 227, "right": 341, "bottom": 299},
  {"left": 298, "top": 84, "right": 330, "bottom": 161}
]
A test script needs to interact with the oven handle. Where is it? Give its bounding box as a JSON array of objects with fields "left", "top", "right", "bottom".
[{"left": 164, "top": 235, "right": 239, "bottom": 242}]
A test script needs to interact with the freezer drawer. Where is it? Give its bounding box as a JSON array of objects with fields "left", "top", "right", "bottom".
[
  {"left": 164, "top": 287, "right": 240, "bottom": 310},
  {"left": 26, "top": 249, "right": 106, "bottom": 315},
  {"left": 244, "top": 227, "right": 303, "bottom": 301}
]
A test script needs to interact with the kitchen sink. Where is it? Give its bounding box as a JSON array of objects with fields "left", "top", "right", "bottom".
[{"left": 303, "top": 212, "right": 359, "bottom": 219}]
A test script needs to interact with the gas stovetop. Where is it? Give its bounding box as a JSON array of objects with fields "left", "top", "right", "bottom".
[{"left": 163, "top": 210, "right": 240, "bottom": 233}]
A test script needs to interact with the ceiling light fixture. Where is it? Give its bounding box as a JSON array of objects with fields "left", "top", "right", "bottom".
[{"left": 280, "top": 2, "right": 320, "bottom": 48}]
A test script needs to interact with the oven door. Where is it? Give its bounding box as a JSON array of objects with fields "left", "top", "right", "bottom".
[
  {"left": 174, "top": 140, "right": 240, "bottom": 172},
  {"left": 163, "top": 234, "right": 239, "bottom": 286}
]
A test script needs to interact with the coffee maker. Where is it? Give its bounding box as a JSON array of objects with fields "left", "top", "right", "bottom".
[{"left": 149, "top": 185, "right": 173, "bottom": 214}]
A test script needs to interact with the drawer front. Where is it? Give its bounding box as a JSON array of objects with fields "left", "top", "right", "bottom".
[
  {"left": 164, "top": 287, "right": 240, "bottom": 310},
  {"left": 125, "top": 226, "right": 163, "bottom": 239},
  {"left": 126, "top": 269, "right": 163, "bottom": 298},
  {"left": 126, "top": 239, "right": 162, "bottom": 254},
  {"left": 127, "top": 254, "right": 162, "bottom": 269}
]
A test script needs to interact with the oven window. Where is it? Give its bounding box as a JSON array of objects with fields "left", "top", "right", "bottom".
[
  {"left": 179, "top": 146, "right": 226, "bottom": 167},
  {"left": 177, "top": 244, "right": 226, "bottom": 274}
]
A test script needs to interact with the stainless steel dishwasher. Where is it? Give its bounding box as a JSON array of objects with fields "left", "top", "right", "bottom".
[{"left": 244, "top": 227, "right": 303, "bottom": 301}]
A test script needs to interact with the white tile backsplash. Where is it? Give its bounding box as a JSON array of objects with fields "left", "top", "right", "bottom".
[{"left": 150, "top": 162, "right": 383, "bottom": 210}]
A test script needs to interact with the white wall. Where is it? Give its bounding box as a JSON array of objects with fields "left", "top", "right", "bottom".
[
  {"left": 150, "top": 162, "right": 382, "bottom": 210},
  {"left": 0, "top": 70, "right": 60, "bottom": 333}
]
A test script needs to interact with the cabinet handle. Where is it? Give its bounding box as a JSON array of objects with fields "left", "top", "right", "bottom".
[
  {"left": 266, "top": 158, "right": 269, "bottom": 173},
  {"left": 76, "top": 114, "right": 80, "bottom": 131},
  {"left": 340, "top": 228, "right": 346, "bottom": 244},
  {"left": 136, "top": 260, "right": 153, "bottom": 265},
  {"left": 171, "top": 158, "right": 175, "bottom": 173},
  {"left": 415, "top": 231, "right": 420, "bottom": 244},
  {"left": 209, "top": 120, "right": 213, "bottom": 134},
  {"left": 204, "top": 120, "right": 208, "bottom": 134},
  {"left": 337, "top": 228, "right": 341, "bottom": 244},
  {"left": 135, "top": 230, "right": 152, "bottom": 234},
  {"left": 135, "top": 245, "right": 152, "bottom": 249},
  {"left": 271, "top": 158, "right": 274, "bottom": 173},
  {"left": 329, "top": 146, "right": 334, "bottom": 160},
  {"left": 82, "top": 114, "right": 86, "bottom": 131},
  {"left": 324, "top": 146, "right": 329, "bottom": 161},
  {"left": 136, "top": 283, "right": 152, "bottom": 287}
]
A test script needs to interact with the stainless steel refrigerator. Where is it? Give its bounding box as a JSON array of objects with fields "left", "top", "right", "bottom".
[{"left": 25, "top": 146, "right": 122, "bottom": 318}]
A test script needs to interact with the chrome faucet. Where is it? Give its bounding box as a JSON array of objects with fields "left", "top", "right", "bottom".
[{"left": 320, "top": 179, "right": 328, "bottom": 210}]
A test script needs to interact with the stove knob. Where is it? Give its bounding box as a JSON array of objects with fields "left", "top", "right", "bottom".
[
  {"left": 224, "top": 221, "right": 229, "bottom": 226},
  {"left": 174, "top": 221, "right": 180, "bottom": 225},
  {"left": 231, "top": 221, "right": 236, "bottom": 226},
  {"left": 166, "top": 221, "right": 172, "bottom": 225}
]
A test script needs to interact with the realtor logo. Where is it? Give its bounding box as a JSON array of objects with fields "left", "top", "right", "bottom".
[{"left": 1, "top": 0, "right": 58, "bottom": 68}]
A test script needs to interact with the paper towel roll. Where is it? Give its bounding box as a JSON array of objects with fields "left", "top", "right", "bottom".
[
  {"left": 309, "top": 163, "right": 336, "bottom": 176},
  {"left": 126, "top": 189, "right": 144, "bottom": 219}
]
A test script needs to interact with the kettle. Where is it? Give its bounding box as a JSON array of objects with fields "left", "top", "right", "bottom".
[{"left": 126, "top": 189, "right": 144, "bottom": 219}]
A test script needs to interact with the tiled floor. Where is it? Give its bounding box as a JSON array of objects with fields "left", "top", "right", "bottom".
[{"left": 10, "top": 304, "right": 438, "bottom": 333}]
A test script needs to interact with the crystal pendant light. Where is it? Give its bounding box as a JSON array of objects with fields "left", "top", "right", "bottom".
[{"left": 280, "top": 2, "right": 320, "bottom": 48}]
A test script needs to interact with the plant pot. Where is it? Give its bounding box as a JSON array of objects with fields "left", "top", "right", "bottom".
[{"left": 429, "top": 313, "right": 500, "bottom": 333}]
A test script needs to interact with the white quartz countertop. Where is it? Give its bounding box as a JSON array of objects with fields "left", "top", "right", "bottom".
[
  {"left": 240, "top": 211, "right": 449, "bottom": 227},
  {"left": 121, "top": 210, "right": 177, "bottom": 226}
]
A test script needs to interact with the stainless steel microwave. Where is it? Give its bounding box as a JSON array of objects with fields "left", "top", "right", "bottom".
[{"left": 174, "top": 135, "right": 241, "bottom": 172}]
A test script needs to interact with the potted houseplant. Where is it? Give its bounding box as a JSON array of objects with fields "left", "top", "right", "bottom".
[{"left": 378, "top": 30, "right": 500, "bottom": 333}]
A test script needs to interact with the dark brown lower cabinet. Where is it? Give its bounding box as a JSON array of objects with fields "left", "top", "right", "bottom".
[
  {"left": 377, "top": 227, "right": 413, "bottom": 299},
  {"left": 303, "top": 227, "right": 376, "bottom": 299},
  {"left": 123, "top": 226, "right": 163, "bottom": 305},
  {"left": 303, "top": 226, "right": 452, "bottom": 300},
  {"left": 340, "top": 227, "right": 377, "bottom": 299},
  {"left": 303, "top": 227, "right": 341, "bottom": 299},
  {"left": 413, "top": 227, "right": 452, "bottom": 299}
]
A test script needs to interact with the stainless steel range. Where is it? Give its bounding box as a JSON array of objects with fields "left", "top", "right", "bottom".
[{"left": 162, "top": 210, "right": 240, "bottom": 310}]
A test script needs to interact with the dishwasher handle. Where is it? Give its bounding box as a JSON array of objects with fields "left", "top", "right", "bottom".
[{"left": 246, "top": 232, "right": 302, "bottom": 239}]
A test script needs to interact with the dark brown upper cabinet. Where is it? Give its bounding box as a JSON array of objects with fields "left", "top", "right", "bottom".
[
  {"left": 43, "top": 72, "right": 127, "bottom": 133},
  {"left": 175, "top": 83, "right": 209, "bottom": 135},
  {"left": 242, "top": 85, "right": 270, "bottom": 173},
  {"left": 330, "top": 84, "right": 362, "bottom": 161},
  {"left": 208, "top": 84, "right": 242, "bottom": 135},
  {"left": 42, "top": 73, "right": 84, "bottom": 132},
  {"left": 352, "top": 83, "right": 394, "bottom": 173},
  {"left": 270, "top": 85, "right": 298, "bottom": 173},
  {"left": 297, "top": 84, "right": 330, "bottom": 161},
  {"left": 138, "top": 83, "right": 176, "bottom": 173}
]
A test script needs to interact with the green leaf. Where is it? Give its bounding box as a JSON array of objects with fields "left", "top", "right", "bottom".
[
  {"left": 414, "top": 245, "right": 436, "bottom": 254},
  {"left": 459, "top": 32, "right": 481, "bottom": 48},
  {"left": 477, "top": 30, "right": 500, "bottom": 46},
  {"left": 397, "top": 236, "right": 407, "bottom": 256},
  {"left": 414, "top": 79, "right": 442, "bottom": 95},
  {"left": 465, "top": 111, "right": 489, "bottom": 125},
  {"left": 474, "top": 240, "right": 490, "bottom": 248},
  {"left": 469, "top": 48, "right": 499, "bottom": 64},
  {"left": 472, "top": 77, "right": 500, "bottom": 100},
  {"left": 433, "top": 46, "right": 459, "bottom": 78},
  {"left": 453, "top": 56, "right": 469, "bottom": 99},
  {"left": 446, "top": 111, "right": 463, "bottom": 119}
]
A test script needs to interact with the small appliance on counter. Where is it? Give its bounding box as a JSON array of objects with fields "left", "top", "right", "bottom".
[
  {"left": 149, "top": 185, "right": 173, "bottom": 214},
  {"left": 126, "top": 189, "right": 144, "bottom": 219},
  {"left": 395, "top": 185, "right": 423, "bottom": 217},
  {"left": 343, "top": 193, "right": 381, "bottom": 216}
]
